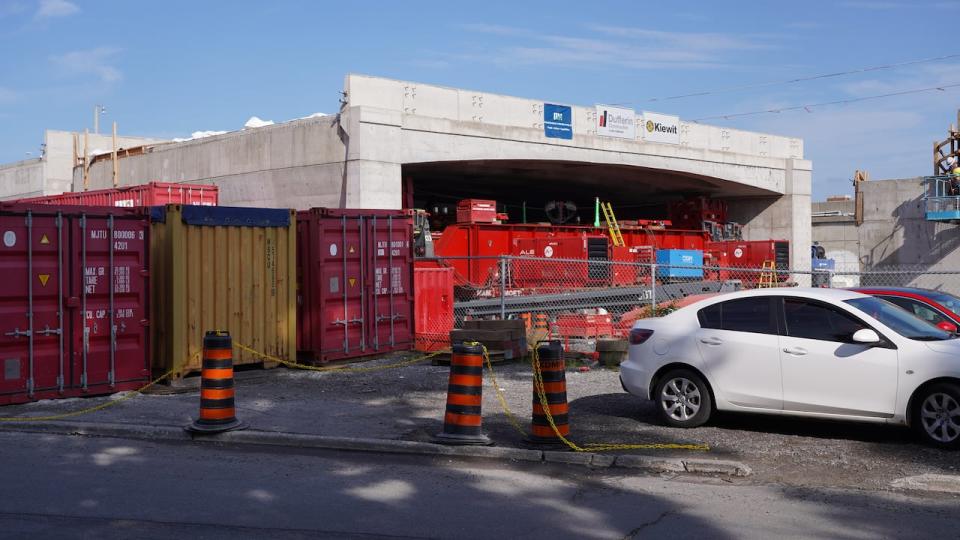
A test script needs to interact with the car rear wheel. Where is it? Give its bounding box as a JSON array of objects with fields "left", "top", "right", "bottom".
[
  {"left": 654, "top": 369, "right": 712, "bottom": 428},
  {"left": 913, "top": 383, "right": 960, "bottom": 449}
]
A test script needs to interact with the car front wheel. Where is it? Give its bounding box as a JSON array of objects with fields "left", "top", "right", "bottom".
[
  {"left": 913, "top": 383, "right": 960, "bottom": 449},
  {"left": 654, "top": 369, "right": 712, "bottom": 428}
]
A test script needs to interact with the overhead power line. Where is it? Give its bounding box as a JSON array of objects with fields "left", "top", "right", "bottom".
[
  {"left": 634, "top": 53, "right": 960, "bottom": 104},
  {"left": 692, "top": 82, "right": 960, "bottom": 122}
]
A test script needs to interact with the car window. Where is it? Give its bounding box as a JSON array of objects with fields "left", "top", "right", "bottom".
[
  {"left": 783, "top": 298, "right": 868, "bottom": 342},
  {"left": 698, "top": 303, "right": 722, "bottom": 329},
  {"left": 881, "top": 296, "right": 950, "bottom": 326},
  {"left": 697, "top": 297, "right": 774, "bottom": 334},
  {"left": 926, "top": 291, "right": 960, "bottom": 314},
  {"left": 845, "top": 297, "right": 952, "bottom": 341}
]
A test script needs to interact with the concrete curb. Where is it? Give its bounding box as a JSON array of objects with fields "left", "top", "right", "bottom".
[
  {"left": 891, "top": 474, "right": 960, "bottom": 494},
  {"left": 0, "top": 421, "right": 749, "bottom": 477}
]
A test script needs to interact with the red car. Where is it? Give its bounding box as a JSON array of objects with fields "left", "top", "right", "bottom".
[{"left": 850, "top": 287, "right": 960, "bottom": 333}]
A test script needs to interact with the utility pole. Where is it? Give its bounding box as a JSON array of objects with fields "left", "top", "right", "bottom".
[
  {"left": 112, "top": 121, "right": 119, "bottom": 187},
  {"left": 94, "top": 104, "right": 106, "bottom": 134}
]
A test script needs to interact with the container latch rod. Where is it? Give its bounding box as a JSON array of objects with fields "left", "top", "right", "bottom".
[
  {"left": 4, "top": 328, "right": 31, "bottom": 338},
  {"left": 35, "top": 325, "right": 61, "bottom": 336}
]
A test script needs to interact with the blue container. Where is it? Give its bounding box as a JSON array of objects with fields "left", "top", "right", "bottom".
[
  {"left": 812, "top": 258, "right": 835, "bottom": 271},
  {"left": 656, "top": 249, "right": 704, "bottom": 279}
]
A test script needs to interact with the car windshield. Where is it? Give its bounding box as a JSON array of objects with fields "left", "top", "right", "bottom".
[
  {"left": 845, "top": 297, "right": 953, "bottom": 341},
  {"left": 925, "top": 290, "right": 960, "bottom": 315}
]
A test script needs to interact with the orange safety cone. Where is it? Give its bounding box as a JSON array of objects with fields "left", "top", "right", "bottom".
[
  {"left": 530, "top": 340, "right": 570, "bottom": 445},
  {"left": 434, "top": 342, "right": 492, "bottom": 445},
  {"left": 186, "top": 331, "right": 247, "bottom": 434}
]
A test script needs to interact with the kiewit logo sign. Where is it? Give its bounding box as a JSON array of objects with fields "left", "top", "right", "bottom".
[
  {"left": 596, "top": 104, "right": 635, "bottom": 139},
  {"left": 642, "top": 112, "right": 680, "bottom": 144}
]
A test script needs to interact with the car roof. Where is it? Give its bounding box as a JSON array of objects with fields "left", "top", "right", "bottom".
[
  {"left": 850, "top": 286, "right": 951, "bottom": 297},
  {"left": 675, "top": 287, "right": 869, "bottom": 314},
  {"left": 706, "top": 287, "right": 866, "bottom": 302}
]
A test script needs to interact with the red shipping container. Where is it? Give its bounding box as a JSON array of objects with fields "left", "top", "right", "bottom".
[
  {"left": 0, "top": 203, "right": 150, "bottom": 405},
  {"left": 297, "top": 208, "right": 414, "bottom": 363},
  {"left": 16, "top": 182, "right": 218, "bottom": 207},
  {"left": 456, "top": 199, "right": 497, "bottom": 224},
  {"left": 414, "top": 262, "right": 454, "bottom": 352}
]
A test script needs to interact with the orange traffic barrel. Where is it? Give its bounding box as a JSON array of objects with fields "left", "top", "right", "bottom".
[
  {"left": 530, "top": 340, "right": 570, "bottom": 444},
  {"left": 434, "top": 342, "right": 492, "bottom": 445},
  {"left": 186, "top": 331, "right": 246, "bottom": 434},
  {"left": 533, "top": 313, "right": 549, "bottom": 332}
]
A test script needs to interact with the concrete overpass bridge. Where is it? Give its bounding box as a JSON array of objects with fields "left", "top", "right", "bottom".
[{"left": 78, "top": 74, "right": 812, "bottom": 271}]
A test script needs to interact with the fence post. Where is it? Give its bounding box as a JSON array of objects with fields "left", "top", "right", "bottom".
[
  {"left": 651, "top": 263, "right": 657, "bottom": 314},
  {"left": 499, "top": 256, "right": 507, "bottom": 320}
]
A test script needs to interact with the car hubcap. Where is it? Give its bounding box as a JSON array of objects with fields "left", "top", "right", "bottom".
[
  {"left": 920, "top": 393, "right": 960, "bottom": 443},
  {"left": 661, "top": 377, "right": 701, "bottom": 422}
]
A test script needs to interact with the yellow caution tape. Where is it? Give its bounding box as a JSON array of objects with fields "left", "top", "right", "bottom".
[
  {"left": 481, "top": 342, "right": 710, "bottom": 452},
  {"left": 234, "top": 343, "right": 447, "bottom": 373},
  {"left": 468, "top": 341, "right": 528, "bottom": 438},
  {"left": 0, "top": 364, "right": 182, "bottom": 423}
]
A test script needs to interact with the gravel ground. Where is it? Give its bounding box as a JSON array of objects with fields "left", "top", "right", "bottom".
[{"left": 1, "top": 351, "right": 957, "bottom": 491}]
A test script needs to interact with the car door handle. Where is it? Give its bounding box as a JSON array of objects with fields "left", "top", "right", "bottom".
[
  {"left": 783, "top": 347, "right": 807, "bottom": 356},
  {"left": 699, "top": 337, "right": 723, "bottom": 346}
]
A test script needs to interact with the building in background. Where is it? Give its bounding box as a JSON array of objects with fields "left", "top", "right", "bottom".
[{"left": 0, "top": 130, "right": 164, "bottom": 200}]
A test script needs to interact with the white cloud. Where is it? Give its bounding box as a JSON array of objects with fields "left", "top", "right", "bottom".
[
  {"left": 0, "top": 87, "right": 16, "bottom": 104},
  {"left": 36, "top": 0, "right": 79, "bottom": 18},
  {"left": 839, "top": 1, "right": 907, "bottom": 8},
  {"left": 50, "top": 47, "right": 122, "bottom": 83},
  {"left": 589, "top": 25, "right": 768, "bottom": 51},
  {"left": 459, "top": 23, "right": 767, "bottom": 71},
  {"left": 784, "top": 21, "right": 825, "bottom": 30},
  {"left": 0, "top": 1, "right": 28, "bottom": 18}
]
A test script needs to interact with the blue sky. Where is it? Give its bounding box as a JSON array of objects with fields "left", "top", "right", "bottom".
[{"left": 2, "top": 0, "right": 959, "bottom": 200}]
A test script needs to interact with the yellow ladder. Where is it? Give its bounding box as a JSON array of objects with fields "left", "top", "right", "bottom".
[
  {"left": 757, "top": 260, "right": 776, "bottom": 288},
  {"left": 600, "top": 201, "right": 625, "bottom": 247}
]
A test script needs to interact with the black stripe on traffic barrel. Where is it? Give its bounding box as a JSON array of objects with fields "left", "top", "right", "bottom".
[
  {"left": 447, "top": 384, "right": 482, "bottom": 396},
  {"left": 201, "top": 378, "right": 235, "bottom": 390},
  {"left": 450, "top": 365, "right": 484, "bottom": 376},
  {"left": 201, "top": 397, "right": 236, "bottom": 409},
  {"left": 202, "top": 358, "right": 233, "bottom": 369},
  {"left": 532, "top": 414, "right": 569, "bottom": 426},
  {"left": 444, "top": 404, "right": 482, "bottom": 415}
]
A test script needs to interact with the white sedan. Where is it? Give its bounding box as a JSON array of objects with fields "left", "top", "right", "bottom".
[{"left": 620, "top": 288, "right": 960, "bottom": 448}]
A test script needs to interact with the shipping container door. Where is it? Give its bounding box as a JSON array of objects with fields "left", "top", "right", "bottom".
[
  {"left": 367, "top": 215, "right": 413, "bottom": 353},
  {"left": 72, "top": 214, "right": 149, "bottom": 391},
  {"left": 0, "top": 211, "right": 66, "bottom": 402},
  {"left": 321, "top": 216, "right": 366, "bottom": 360}
]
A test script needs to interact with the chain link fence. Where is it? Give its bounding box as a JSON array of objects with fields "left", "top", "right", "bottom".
[{"left": 414, "top": 255, "right": 960, "bottom": 352}]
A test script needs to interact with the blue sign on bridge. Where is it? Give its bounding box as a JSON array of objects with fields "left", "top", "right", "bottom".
[{"left": 544, "top": 103, "right": 572, "bottom": 140}]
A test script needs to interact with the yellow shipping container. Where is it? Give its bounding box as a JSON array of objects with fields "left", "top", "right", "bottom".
[{"left": 149, "top": 205, "right": 297, "bottom": 379}]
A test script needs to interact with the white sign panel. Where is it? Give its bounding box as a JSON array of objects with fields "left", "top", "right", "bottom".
[
  {"left": 596, "top": 105, "right": 636, "bottom": 139},
  {"left": 642, "top": 111, "right": 680, "bottom": 144}
]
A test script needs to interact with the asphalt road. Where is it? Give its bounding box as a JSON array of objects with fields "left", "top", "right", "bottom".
[
  {"left": 9, "top": 359, "right": 960, "bottom": 491},
  {"left": 0, "top": 431, "right": 957, "bottom": 539}
]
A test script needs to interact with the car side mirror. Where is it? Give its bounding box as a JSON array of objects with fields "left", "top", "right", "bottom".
[
  {"left": 852, "top": 329, "right": 881, "bottom": 344},
  {"left": 936, "top": 321, "right": 958, "bottom": 333}
]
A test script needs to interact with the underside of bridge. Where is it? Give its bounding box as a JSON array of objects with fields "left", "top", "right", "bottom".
[{"left": 404, "top": 159, "right": 778, "bottom": 225}]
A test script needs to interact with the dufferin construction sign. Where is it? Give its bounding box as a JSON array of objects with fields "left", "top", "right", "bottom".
[
  {"left": 596, "top": 104, "right": 636, "bottom": 139},
  {"left": 642, "top": 111, "right": 680, "bottom": 144}
]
